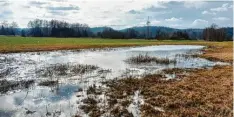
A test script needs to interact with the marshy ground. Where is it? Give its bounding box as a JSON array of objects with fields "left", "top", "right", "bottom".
[
  {"left": 0, "top": 37, "right": 232, "bottom": 117},
  {"left": 77, "top": 42, "right": 233, "bottom": 117}
]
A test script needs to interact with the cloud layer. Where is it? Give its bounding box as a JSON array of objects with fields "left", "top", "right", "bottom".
[{"left": 0, "top": 0, "right": 232, "bottom": 29}]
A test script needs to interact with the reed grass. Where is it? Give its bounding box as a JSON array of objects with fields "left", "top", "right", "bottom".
[
  {"left": 36, "top": 63, "right": 98, "bottom": 77},
  {"left": 126, "top": 54, "right": 176, "bottom": 64}
]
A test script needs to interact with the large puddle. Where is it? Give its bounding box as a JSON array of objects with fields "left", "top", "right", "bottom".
[{"left": 0, "top": 45, "right": 227, "bottom": 117}]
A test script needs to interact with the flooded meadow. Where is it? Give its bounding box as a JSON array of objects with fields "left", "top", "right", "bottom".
[{"left": 0, "top": 45, "right": 229, "bottom": 117}]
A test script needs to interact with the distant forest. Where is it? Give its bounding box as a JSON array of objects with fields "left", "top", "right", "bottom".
[{"left": 0, "top": 19, "right": 233, "bottom": 41}]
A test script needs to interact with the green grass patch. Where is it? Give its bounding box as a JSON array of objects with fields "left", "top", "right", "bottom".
[{"left": 0, "top": 36, "right": 231, "bottom": 53}]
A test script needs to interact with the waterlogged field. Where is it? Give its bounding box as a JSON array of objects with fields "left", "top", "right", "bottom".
[
  {"left": 0, "top": 44, "right": 230, "bottom": 117},
  {"left": 0, "top": 36, "right": 229, "bottom": 53}
]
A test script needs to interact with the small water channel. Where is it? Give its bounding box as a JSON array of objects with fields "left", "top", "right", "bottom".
[{"left": 0, "top": 45, "right": 228, "bottom": 117}]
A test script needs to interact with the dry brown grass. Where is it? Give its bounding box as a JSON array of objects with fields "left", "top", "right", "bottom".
[
  {"left": 103, "top": 65, "right": 232, "bottom": 117},
  {"left": 200, "top": 46, "right": 233, "bottom": 63},
  {"left": 79, "top": 97, "right": 103, "bottom": 117},
  {"left": 102, "top": 42, "right": 233, "bottom": 117},
  {"left": 73, "top": 41, "right": 232, "bottom": 116},
  {"left": 141, "top": 65, "right": 233, "bottom": 117}
]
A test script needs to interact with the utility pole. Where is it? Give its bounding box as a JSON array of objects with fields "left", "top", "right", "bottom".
[{"left": 146, "top": 16, "right": 150, "bottom": 39}]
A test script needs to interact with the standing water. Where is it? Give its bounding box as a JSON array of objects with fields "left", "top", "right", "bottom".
[{"left": 0, "top": 45, "right": 227, "bottom": 117}]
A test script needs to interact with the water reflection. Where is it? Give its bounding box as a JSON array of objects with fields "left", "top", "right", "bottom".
[
  {"left": 0, "top": 45, "right": 228, "bottom": 117},
  {"left": 0, "top": 84, "right": 79, "bottom": 117}
]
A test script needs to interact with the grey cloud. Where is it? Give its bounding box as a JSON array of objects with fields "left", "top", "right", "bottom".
[
  {"left": 210, "top": 3, "right": 230, "bottom": 12},
  {"left": 162, "top": 1, "right": 184, "bottom": 9},
  {"left": 165, "top": 1, "right": 183, "bottom": 5},
  {"left": 2, "top": 10, "right": 13, "bottom": 14},
  {"left": 22, "top": 5, "right": 31, "bottom": 9},
  {"left": 212, "top": 17, "right": 230, "bottom": 21},
  {"left": 143, "top": 5, "right": 166, "bottom": 11},
  {"left": 50, "top": 0, "right": 68, "bottom": 2},
  {"left": 109, "top": 24, "right": 127, "bottom": 27},
  {"left": 0, "top": 10, "right": 13, "bottom": 19},
  {"left": 49, "top": 10, "right": 69, "bottom": 16},
  {"left": 0, "top": 0, "right": 10, "bottom": 6},
  {"left": 29, "top": 1, "right": 47, "bottom": 6},
  {"left": 127, "top": 10, "right": 141, "bottom": 14},
  {"left": 47, "top": 5, "right": 79, "bottom": 11},
  {"left": 28, "top": 1, "right": 48, "bottom": 9},
  {"left": 131, "top": 1, "right": 232, "bottom": 28},
  {"left": 1, "top": 0, "right": 233, "bottom": 29}
]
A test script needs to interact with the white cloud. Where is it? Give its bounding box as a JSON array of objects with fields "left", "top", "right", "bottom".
[
  {"left": 210, "top": 7, "right": 227, "bottom": 12},
  {"left": 140, "top": 20, "right": 161, "bottom": 26},
  {"left": 191, "top": 19, "right": 208, "bottom": 28},
  {"left": 1, "top": 0, "right": 232, "bottom": 29},
  {"left": 165, "top": 17, "right": 182, "bottom": 22},
  {"left": 229, "top": 5, "right": 233, "bottom": 8},
  {"left": 169, "top": 24, "right": 184, "bottom": 28},
  {"left": 184, "top": 1, "right": 207, "bottom": 9},
  {"left": 202, "top": 10, "right": 216, "bottom": 15},
  {"left": 128, "top": 10, "right": 141, "bottom": 14},
  {"left": 143, "top": 4, "right": 167, "bottom": 11},
  {"left": 213, "top": 17, "right": 230, "bottom": 21},
  {"left": 210, "top": 3, "right": 230, "bottom": 12},
  {"left": 222, "top": 3, "right": 229, "bottom": 8},
  {"left": 151, "top": 20, "right": 161, "bottom": 25}
]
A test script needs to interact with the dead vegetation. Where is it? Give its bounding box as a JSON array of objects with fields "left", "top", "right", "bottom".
[
  {"left": 101, "top": 65, "right": 233, "bottom": 117},
  {"left": 110, "top": 106, "right": 133, "bottom": 117},
  {"left": 78, "top": 64, "right": 232, "bottom": 116},
  {"left": 76, "top": 41, "right": 233, "bottom": 117},
  {"left": 38, "top": 80, "right": 58, "bottom": 87},
  {"left": 36, "top": 63, "right": 99, "bottom": 77},
  {"left": 175, "top": 54, "right": 199, "bottom": 60},
  {"left": 79, "top": 97, "right": 103, "bottom": 117},
  {"left": 86, "top": 84, "right": 103, "bottom": 95},
  {"left": 99, "top": 41, "right": 233, "bottom": 116},
  {"left": 70, "top": 64, "right": 99, "bottom": 74},
  {"left": 160, "top": 68, "right": 200, "bottom": 79},
  {"left": 126, "top": 54, "right": 176, "bottom": 65},
  {"left": 199, "top": 44, "right": 233, "bottom": 63},
  {"left": 0, "top": 68, "right": 12, "bottom": 78},
  {"left": 0, "top": 80, "right": 35, "bottom": 93},
  {"left": 78, "top": 77, "right": 136, "bottom": 117},
  {"left": 142, "top": 65, "right": 232, "bottom": 117}
]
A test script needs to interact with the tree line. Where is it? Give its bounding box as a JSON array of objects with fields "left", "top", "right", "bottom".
[
  {"left": 0, "top": 21, "right": 18, "bottom": 36},
  {"left": 97, "top": 28, "right": 139, "bottom": 39},
  {"left": 203, "top": 24, "right": 232, "bottom": 41},
  {"left": 155, "top": 29, "right": 190, "bottom": 40},
  {"left": 25, "top": 19, "right": 91, "bottom": 37},
  {"left": 0, "top": 19, "right": 232, "bottom": 41},
  {"left": 97, "top": 27, "right": 192, "bottom": 39}
]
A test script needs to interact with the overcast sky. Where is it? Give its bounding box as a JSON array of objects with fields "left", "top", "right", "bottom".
[{"left": 0, "top": 0, "right": 233, "bottom": 29}]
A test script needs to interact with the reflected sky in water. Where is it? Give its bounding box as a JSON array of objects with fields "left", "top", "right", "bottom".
[{"left": 0, "top": 45, "right": 227, "bottom": 117}]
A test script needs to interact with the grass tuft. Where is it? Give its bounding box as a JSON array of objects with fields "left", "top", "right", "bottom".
[
  {"left": 0, "top": 80, "right": 35, "bottom": 93},
  {"left": 36, "top": 63, "right": 99, "bottom": 77},
  {"left": 126, "top": 54, "right": 176, "bottom": 64},
  {"left": 38, "top": 80, "right": 58, "bottom": 86}
]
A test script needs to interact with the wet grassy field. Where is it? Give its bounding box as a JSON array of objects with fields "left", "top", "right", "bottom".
[
  {"left": 73, "top": 40, "right": 233, "bottom": 116},
  {"left": 0, "top": 36, "right": 233, "bottom": 116},
  {"left": 0, "top": 36, "right": 232, "bottom": 54},
  {"left": 94, "top": 41, "right": 233, "bottom": 116}
]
